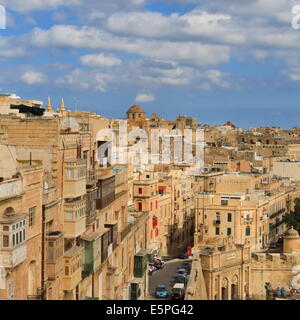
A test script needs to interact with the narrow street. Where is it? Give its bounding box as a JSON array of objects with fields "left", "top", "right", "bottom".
[{"left": 147, "top": 259, "right": 191, "bottom": 300}]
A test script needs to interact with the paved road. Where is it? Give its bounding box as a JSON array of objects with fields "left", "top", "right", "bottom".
[{"left": 147, "top": 259, "right": 191, "bottom": 300}]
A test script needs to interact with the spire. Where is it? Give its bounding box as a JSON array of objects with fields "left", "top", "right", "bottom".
[
  {"left": 45, "top": 96, "right": 54, "bottom": 112},
  {"left": 58, "top": 98, "right": 66, "bottom": 113}
]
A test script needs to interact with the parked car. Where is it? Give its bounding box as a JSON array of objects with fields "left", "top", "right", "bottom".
[
  {"left": 174, "top": 275, "right": 186, "bottom": 284},
  {"left": 153, "top": 259, "right": 165, "bottom": 269},
  {"left": 155, "top": 285, "right": 168, "bottom": 299},
  {"left": 171, "top": 283, "right": 185, "bottom": 300},
  {"left": 148, "top": 263, "right": 157, "bottom": 275},
  {"left": 181, "top": 262, "right": 191, "bottom": 273},
  {"left": 177, "top": 268, "right": 188, "bottom": 277}
]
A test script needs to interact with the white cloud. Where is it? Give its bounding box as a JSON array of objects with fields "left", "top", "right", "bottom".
[
  {"left": 21, "top": 71, "right": 47, "bottom": 85},
  {"left": 3, "top": 0, "right": 300, "bottom": 92},
  {"left": 55, "top": 69, "right": 107, "bottom": 92},
  {"left": 1, "top": 0, "right": 80, "bottom": 12},
  {"left": 1, "top": 0, "right": 146, "bottom": 13},
  {"left": 205, "top": 70, "right": 232, "bottom": 89},
  {"left": 106, "top": 10, "right": 243, "bottom": 45},
  {"left": 29, "top": 25, "right": 230, "bottom": 67},
  {"left": 135, "top": 93, "right": 155, "bottom": 103},
  {"left": 80, "top": 53, "right": 122, "bottom": 67}
]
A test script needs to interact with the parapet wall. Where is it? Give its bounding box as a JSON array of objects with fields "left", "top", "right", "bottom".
[{"left": 185, "top": 252, "right": 208, "bottom": 300}]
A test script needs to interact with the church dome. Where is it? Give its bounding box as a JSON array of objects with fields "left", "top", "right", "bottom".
[
  {"left": 126, "top": 105, "right": 146, "bottom": 120},
  {"left": 285, "top": 227, "right": 299, "bottom": 239},
  {"left": 127, "top": 105, "right": 145, "bottom": 114}
]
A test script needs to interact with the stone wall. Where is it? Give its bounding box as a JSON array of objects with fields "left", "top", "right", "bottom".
[
  {"left": 251, "top": 252, "right": 300, "bottom": 300},
  {"left": 185, "top": 252, "right": 208, "bottom": 300}
]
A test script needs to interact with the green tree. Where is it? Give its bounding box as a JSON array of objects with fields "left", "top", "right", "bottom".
[{"left": 284, "top": 198, "right": 300, "bottom": 230}]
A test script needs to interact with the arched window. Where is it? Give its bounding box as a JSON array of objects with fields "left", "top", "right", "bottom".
[{"left": 3, "top": 207, "right": 15, "bottom": 217}]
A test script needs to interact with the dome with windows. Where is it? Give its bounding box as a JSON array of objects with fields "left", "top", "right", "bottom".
[{"left": 126, "top": 105, "right": 146, "bottom": 120}]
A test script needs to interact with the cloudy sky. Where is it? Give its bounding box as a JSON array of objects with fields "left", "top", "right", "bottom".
[{"left": 1, "top": 0, "right": 300, "bottom": 128}]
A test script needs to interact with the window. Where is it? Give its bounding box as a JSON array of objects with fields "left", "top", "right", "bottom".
[
  {"left": 3, "top": 226, "right": 9, "bottom": 231},
  {"left": 221, "top": 199, "right": 228, "bottom": 206},
  {"left": 138, "top": 188, "right": 142, "bottom": 195},
  {"left": 65, "top": 212, "right": 73, "bottom": 220},
  {"left": 66, "top": 168, "right": 74, "bottom": 179},
  {"left": 216, "top": 227, "right": 220, "bottom": 235},
  {"left": 29, "top": 207, "right": 36, "bottom": 227},
  {"left": 78, "top": 168, "right": 86, "bottom": 178},
  {"left": 83, "top": 150, "right": 88, "bottom": 160},
  {"left": 227, "top": 228, "right": 231, "bottom": 236},
  {"left": 228, "top": 213, "right": 232, "bottom": 222},
  {"left": 138, "top": 202, "right": 142, "bottom": 211},
  {"left": 48, "top": 250, "right": 54, "bottom": 260},
  {"left": 3, "top": 235, "right": 9, "bottom": 247},
  {"left": 246, "top": 227, "right": 251, "bottom": 236}
]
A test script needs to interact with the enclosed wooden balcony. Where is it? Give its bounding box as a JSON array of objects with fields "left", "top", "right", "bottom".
[
  {"left": 100, "top": 228, "right": 111, "bottom": 264},
  {"left": 81, "top": 232, "right": 102, "bottom": 277},
  {"left": 63, "top": 159, "right": 87, "bottom": 198},
  {"left": 46, "top": 231, "right": 64, "bottom": 280},
  {"left": 105, "top": 221, "right": 118, "bottom": 250},
  {"left": 64, "top": 198, "right": 86, "bottom": 238},
  {"left": 0, "top": 212, "right": 27, "bottom": 268},
  {"left": 85, "top": 186, "right": 97, "bottom": 226},
  {"left": 62, "top": 246, "right": 83, "bottom": 291},
  {"left": 95, "top": 175, "right": 115, "bottom": 210}
]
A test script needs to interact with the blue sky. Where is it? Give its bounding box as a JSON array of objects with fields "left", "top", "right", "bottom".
[{"left": 1, "top": 0, "right": 300, "bottom": 128}]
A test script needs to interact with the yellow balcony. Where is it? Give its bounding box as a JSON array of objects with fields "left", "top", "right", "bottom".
[
  {"left": 63, "top": 159, "right": 86, "bottom": 198},
  {"left": 62, "top": 246, "right": 83, "bottom": 291},
  {"left": 46, "top": 231, "right": 64, "bottom": 280},
  {"left": 64, "top": 199, "right": 86, "bottom": 238},
  {"left": 0, "top": 213, "right": 27, "bottom": 268}
]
